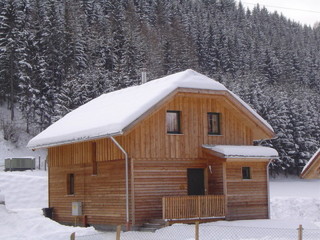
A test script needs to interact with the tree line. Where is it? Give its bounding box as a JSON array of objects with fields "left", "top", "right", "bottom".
[{"left": 0, "top": 0, "right": 319, "bottom": 175}]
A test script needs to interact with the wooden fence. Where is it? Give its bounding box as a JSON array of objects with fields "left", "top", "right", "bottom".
[
  {"left": 162, "top": 195, "right": 225, "bottom": 220},
  {"left": 70, "top": 224, "right": 308, "bottom": 240}
]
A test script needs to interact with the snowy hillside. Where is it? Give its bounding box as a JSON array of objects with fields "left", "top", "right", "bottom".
[
  {"left": 0, "top": 106, "right": 47, "bottom": 169},
  {"left": 0, "top": 169, "right": 320, "bottom": 239}
]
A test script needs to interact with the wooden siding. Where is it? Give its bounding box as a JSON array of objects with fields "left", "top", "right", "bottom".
[
  {"left": 132, "top": 158, "right": 207, "bottom": 224},
  {"left": 162, "top": 195, "right": 225, "bottom": 220},
  {"left": 207, "top": 160, "right": 224, "bottom": 195},
  {"left": 49, "top": 92, "right": 261, "bottom": 167},
  {"left": 47, "top": 91, "right": 272, "bottom": 226},
  {"left": 301, "top": 150, "right": 320, "bottom": 179},
  {"left": 225, "top": 162, "right": 269, "bottom": 220},
  {"left": 49, "top": 160, "right": 127, "bottom": 226},
  {"left": 126, "top": 93, "right": 257, "bottom": 160}
]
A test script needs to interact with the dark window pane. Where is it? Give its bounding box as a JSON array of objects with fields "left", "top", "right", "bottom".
[
  {"left": 208, "top": 113, "right": 220, "bottom": 135},
  {"left": 242, "top": 167, "right": 251, "bottom": 179},
  {"left": 67, "top": 173, "right": 75, "bottom": 195}
]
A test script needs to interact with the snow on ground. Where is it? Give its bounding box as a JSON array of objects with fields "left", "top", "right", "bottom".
[
  {"left": 0, "top": 171, "right": 47, "bottom": 209},
  {"left": 0, "top": 169, "right": 319, "bottom": 240},
  {"left": 0, "top": 106, "right": 47, "bottom": 169},
  {"left": 270, "top": 176, "right": 320, "bottom": 224},
  {"left": 0, "top": 170, "right": 108, "bottom": 240}
]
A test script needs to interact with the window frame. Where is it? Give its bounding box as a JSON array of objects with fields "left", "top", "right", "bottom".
[
  {"left": 67, "top": 173, "right": 75, "bottom": 195},
  {"left": 207, "top": 112, "right": 221, "bottom": 135},
  {"left": 166, "top": 110, "right": 182, "bottom": 134},
  {"left": 242, "top": 167, "right": 251, "bottom": 180}
]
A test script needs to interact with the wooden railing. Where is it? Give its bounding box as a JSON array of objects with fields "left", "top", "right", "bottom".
[{"left": 162, "top": 195, "right": 225, "bottom": 220}]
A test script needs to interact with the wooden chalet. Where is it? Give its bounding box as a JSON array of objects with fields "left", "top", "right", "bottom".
[
  {"left": 300, "top": 149, "right": 320, "bottom": 179},
  {"left": 27, "top": 69, "right": 278, "bottom": 229}
]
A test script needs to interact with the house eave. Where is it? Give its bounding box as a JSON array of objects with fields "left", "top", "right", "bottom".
[
  {"left": 202, "top": 144, "right": 278, "bottom": 161},
  {"left": 300, "top": 150, "right": 320, "bottom": 179},
  {"left": 28, "top": 131, "right": 124, "bottom": 150}
]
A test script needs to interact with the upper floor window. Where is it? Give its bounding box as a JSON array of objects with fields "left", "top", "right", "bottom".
[
  {"left": 208, "top": 112, "right": 221, "bottom": 135},
  {"left": 166, "top": 111, "right": 181, "bottom": 134}
]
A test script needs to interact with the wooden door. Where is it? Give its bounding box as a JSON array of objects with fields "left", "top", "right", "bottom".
[{"left": 187, "top": 168, "right": 205, "bottom": 195}]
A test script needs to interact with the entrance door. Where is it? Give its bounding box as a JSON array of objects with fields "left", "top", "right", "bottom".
[{"left": 187, "top": 168, "right": 205, "bottom": 195}]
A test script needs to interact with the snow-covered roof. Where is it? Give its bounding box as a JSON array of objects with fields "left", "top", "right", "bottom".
[
  {"left": 27, "top": 69, "right": 274, "bottom": 149},
  {"left": 301, "top": 149, "right": 320, "bottom": 179},
  {"left": 203, "top": 145, "right": 278, "bottom": 159}
]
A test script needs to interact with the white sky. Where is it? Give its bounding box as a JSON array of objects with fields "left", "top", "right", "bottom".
[{"left": 237, "top": 0, "right": 320, "bottom": 27}]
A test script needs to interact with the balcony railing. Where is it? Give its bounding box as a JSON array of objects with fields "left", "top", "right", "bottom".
[{"left": 162, "top": 195, "right": 225, "bottom": 220}]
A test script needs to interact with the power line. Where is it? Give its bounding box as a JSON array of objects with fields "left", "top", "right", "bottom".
[{"left": 241, "top": 1, "right": 320, "bottom": 14}]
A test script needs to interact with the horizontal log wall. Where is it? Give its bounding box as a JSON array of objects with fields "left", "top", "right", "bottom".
[
  {"left": 225, "top": 161, "right": 269, "bottom": 220},
  {"left": 207, "top": 160, "right": 224, "bottom": 195},
  {"left": 132, "top": 158, "right": 208, "bottom": 224},
  {"left": 49, "top": 160, "right": 127, "bottom": 226}
]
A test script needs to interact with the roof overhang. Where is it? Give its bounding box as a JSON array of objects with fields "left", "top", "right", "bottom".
[
  {"left": 27, "top": 70, "right": 275, "bottom": 150},
  {"left": 300, "top": 149, "right": 320, "bottom": 179},
  {"left": 29, "top": 131, "right": 123, "bottom": 150},
  {"left": 202, "top": 144, "right": 278, "bottom": 161}
]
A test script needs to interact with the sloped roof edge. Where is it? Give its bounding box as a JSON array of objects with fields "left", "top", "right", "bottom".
[
  {"left": 300, "top": 149, "right": 320, "bottom": 179},
  {"left": 27, "top": 69, "right": 274, "bottom": 149}
]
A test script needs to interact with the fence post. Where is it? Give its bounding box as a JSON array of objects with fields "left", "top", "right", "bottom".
[
  {"left": 298, "top": 224, "right": 303, "bottom": 240},
  {"left": 116, "top": 225, "right": 121, "bottom": 240},
  {"left": 195, "top": 221, "right": 199, "bottom": 240},
  {"left": 70, "top": 232, "right": 75, "bottom": 240}
]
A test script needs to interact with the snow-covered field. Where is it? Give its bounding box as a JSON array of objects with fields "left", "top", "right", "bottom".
[{"left": 0, "top": 170, "right": 320, "bottom": 240}]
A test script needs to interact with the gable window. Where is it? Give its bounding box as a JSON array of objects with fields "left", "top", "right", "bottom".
[
  {"left": 67, "top": 173, "right": 75, "bottom": 195},
  {"left": 242, "top": 167, "right": 251, "bottom": 179},
  {"left": 166, "top": 111, "right": 181, "bottom": 134},
  {"left": 208, "top": 112, "right": 220, "bottom": 135}
]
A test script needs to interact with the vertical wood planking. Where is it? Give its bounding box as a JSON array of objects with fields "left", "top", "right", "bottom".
[{"left": 48, "top": 91, "right": 272, "bottom": 226}]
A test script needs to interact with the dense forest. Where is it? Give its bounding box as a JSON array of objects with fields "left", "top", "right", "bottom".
[{"left": 0, "top": 0, "right": 319, "bottom": 175}]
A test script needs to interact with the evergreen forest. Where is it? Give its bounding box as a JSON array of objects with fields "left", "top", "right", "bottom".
[{"left": 0, "top": 0, "right": 319, "bottom": 175}]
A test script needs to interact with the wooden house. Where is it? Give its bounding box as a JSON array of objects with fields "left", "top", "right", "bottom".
[
  {"left": 27, "top": 69, "right": 278, "bottom": 229},
  {"left": 300, "top": 149, "right": 320, "bottom": 179}
]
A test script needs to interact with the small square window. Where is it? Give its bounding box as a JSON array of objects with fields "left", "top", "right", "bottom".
[
  {"left": 242, "top": 167, "right": 251, "bottom": 179},
  {"left": 166, "top": 111, "right": 181, "bottom": 134},
  {"left": 208, "top": 112, "right": 220, "bottom": 135},
  {"left": 67, "top": 173, "right": 75, "bottom": 195}
]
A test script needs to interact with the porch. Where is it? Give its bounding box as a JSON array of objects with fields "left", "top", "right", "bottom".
[{"left": 162, "top": 195, "right": 226, "bottom": 222}]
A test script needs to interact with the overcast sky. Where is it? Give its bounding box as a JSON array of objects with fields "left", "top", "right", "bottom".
[{"left": 236, "top": 0, "right": 320, "bottom": 27}]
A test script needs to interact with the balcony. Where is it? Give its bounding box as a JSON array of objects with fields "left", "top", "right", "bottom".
[{"left": 162, "top": 195, "right": 225, "bottom": 221}]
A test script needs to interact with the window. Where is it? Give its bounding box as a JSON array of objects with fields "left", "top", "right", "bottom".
[
  {"left": 242, "top": 167, "right": 251, "bottom": 179},
  {"left": 92, "top": 142, "right": 97, "bottom": 175},
  {"left": 208, "top": 112, "right": 220, "bottom": 135},
  {"left": 166, "top": 111, "right": 181, "bottom": 134},
  {"left": 67, "top": 173, "right": 75, "bottom": 195}
]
